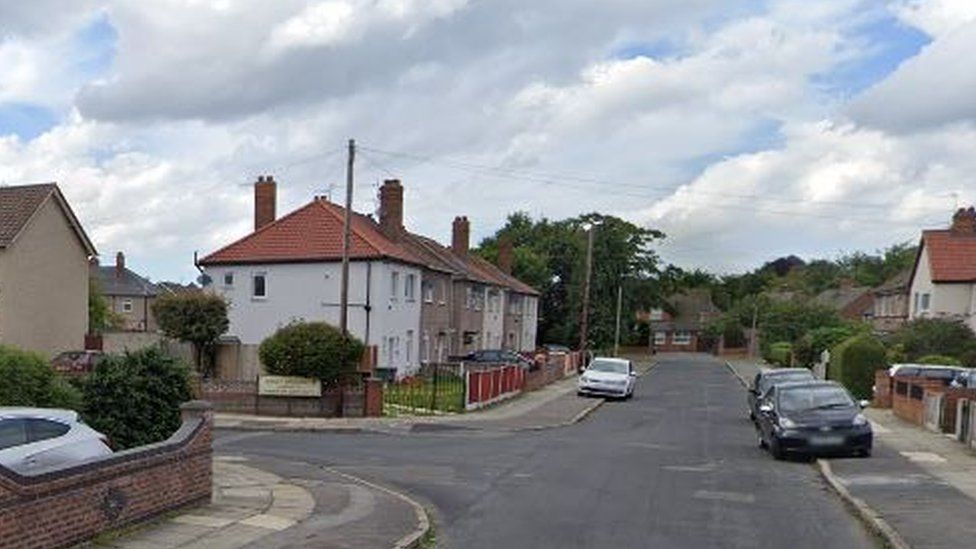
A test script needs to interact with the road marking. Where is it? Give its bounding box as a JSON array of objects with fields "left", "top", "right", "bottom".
[
  {"left": 624, "top": 441, "right": 676, "bottom": 451},
  {"left": 839, "top": 473, "right": 940, "bottom": 487},
  {"left": 899, "top": 451, "right": 947, "bottom": 463},
  {"left": 693, "top": 490, "right": 755, "bottom": 504}
]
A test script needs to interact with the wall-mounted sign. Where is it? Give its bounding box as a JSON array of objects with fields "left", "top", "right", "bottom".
[{"left": 258, "top": 375, "right": 322, "bottom": 397}]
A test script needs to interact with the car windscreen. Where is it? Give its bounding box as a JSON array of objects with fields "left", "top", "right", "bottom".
[
  {"left": 588, "top": 360, "right": 628, "bottom": 374},
  {"left": 759, "top": 371, "right": 813, "bottom": 393},
  {"left": 777, "top": 386, "right": 854, "bottom": 413}
]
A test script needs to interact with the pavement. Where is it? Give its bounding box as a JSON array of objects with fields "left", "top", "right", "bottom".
[
  {"left": 727, "top": 356, "right": 976, "bottom": 548},
  {"left": 214, "top": 353, "right": 877, "bottom": 548},
  {"left": 105, "top": 454, "right": 424, "bottom": 549}
]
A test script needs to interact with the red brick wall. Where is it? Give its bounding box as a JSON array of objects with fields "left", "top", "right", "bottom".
[
  {"left": 938, "top": 388, "right": 976, "bottom": 433},
  {"left": 0, "top": 401, "right": 213, "bottom": 549},
  {"left": 199, "top": 380, "right": 373, "bottom": 417}
]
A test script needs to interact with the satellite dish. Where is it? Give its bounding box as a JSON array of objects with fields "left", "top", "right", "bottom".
[{"left": 197, "top": 273, "right": 212, "bottom": 286}]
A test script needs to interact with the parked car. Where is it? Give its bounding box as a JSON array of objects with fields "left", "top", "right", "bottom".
[
  {"left": 51, "top": 350, "right": 105, "bottom": 377},
  {"left": 0, "top": 408, "right": 113, "bottom": 473},
  {"left": 748, "top": 368, "right": 816, "bottom": 422},
  {"left": 540, "top": 344, "right": 571, "bottom": 354},
  {"left": 952, "top": 369, "right": 976, "bottom": 388},
  {"left": 755, "top": 381, "right": 872, "bottom": 460},
  {"left": 577, "top": 357, "right": 636, "bottom": 399},
  {"left": 460, "top": 349, "right": 534, "bottom": 369}
]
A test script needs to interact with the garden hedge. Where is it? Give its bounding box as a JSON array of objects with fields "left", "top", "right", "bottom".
[{"left": 828, "top": 334, "right": 886, "bottom": 399}]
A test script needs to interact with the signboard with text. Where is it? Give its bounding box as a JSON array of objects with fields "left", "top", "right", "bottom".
[{"left": 258, "top": 375, "right": 322, "bottom": 397}]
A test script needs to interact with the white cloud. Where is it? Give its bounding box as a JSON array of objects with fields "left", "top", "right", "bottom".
[
  {"left": 0, "top": 0, "right": 973, "bottom": 281},
  {"left": 894, "top": 0, "right": 976, "bottom": 37}
]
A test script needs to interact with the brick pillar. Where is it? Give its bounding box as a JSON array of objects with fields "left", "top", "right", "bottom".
[
  {"left": 364, "top": 379, "right": 383, "bottom": 417},
  {"left": 873, "top": 370, "right": 892, "bottom": 408}
]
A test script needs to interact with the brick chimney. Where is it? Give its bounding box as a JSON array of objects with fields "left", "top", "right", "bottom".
[
  {"left": 497, "top": 236, "right": 513, "bottom": 275},
  {"left": 254, "top": 175, "right": 277, "bottom": 231},
  {"left": 950, "top": 206, "right": 976, "bottom": 234},
  {"left": 452, "top": 216, "right": 470, "bottom": 255},
  {"left": 378, "top": 179, "right": 404, "bottom": 240},
  {"left": 115, "top": 252, "right": 125, "bottom": 279}
]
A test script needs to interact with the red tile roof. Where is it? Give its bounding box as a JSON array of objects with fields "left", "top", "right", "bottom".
[
  {"left": 199, "top": 199, "right": 422, "bottom": 266},
  {"left": 918, "top": 230, "right": 976, "bottom": 283}
]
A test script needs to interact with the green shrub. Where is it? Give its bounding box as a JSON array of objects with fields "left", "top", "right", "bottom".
[
  {"left": 765, "top": 342, "right": 793, "bottom": 367},
  {"left": 828, "top": 335, "right": 886, "bottom": 399},
  {"left": 259, "top": 321, "right": 365, "bottom": 385},
  {"left": 889, "top": 318, "right": 976, "bottom": 361},
  {"left": 0, "top": 346, "right": 82, "bottom": 409},
  {"left": 916, "top": 354, "right": 961, "bottom": 366},
  {"left": 794, "top": 325, "right": 866, "bottom": 367},
  {"left": 81, "top": 347, "right": 192, "bottom": 449}
]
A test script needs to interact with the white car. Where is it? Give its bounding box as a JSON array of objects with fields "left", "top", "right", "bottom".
[
  {"left": 578, "top": 357, "right": 636, "bottom": 399},
  {"left": 0, "top": 408, "right": 113, "bottom": 473}
]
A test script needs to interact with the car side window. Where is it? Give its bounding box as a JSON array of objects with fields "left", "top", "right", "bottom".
[
  {"left": 27, "top": 419, "right": 70, "bottom": 443},
  {"left": 0, "top": 419, "right": 29, "bottom": 451}
]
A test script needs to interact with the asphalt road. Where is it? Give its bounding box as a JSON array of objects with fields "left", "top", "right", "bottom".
[{"left": 216, "top": 354, "right": 877, "bottom": 548}]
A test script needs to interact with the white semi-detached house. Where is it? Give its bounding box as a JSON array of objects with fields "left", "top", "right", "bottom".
[
  {"left": 198, "top": 176, "right": 424, "bottom": 376},
  {"left": 907, "top": 206, "right": 976, "bottom": 333}
]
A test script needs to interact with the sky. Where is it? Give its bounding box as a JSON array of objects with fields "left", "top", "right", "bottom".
[{"left": 1, "top": 0, "right": 975, "bottom": 283}]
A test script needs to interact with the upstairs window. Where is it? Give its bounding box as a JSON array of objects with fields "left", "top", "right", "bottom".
[
  {"left": 405, "top": 274, "right": 416, "bottom": 301},
  {"left": 223, "top": 272, "right": 234, "bottom": 287},
  {"left": 423, "top": 281, "right": 434, "bottom": 303},
  {"left": 390, "top": 271, "right": 399, "bottom": 301},
  {"left": 252, "top": 273, "right": 267, "bottom": 299}
]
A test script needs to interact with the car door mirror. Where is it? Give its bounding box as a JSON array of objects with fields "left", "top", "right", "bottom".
[
  {"left": 629, "top": 371, "right": 637, "bottom": 377},
  {"left": 758, "top": 404, "right": 773, "bottom": 414},
  {"left": 858, "top": 400, "right": 870, "bottom": 409}
]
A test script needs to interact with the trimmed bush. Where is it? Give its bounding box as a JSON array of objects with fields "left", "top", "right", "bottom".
[
  {"left": 917, "top": 354, "right": 961, "bottom": 366},
  {"left": 0, "top": 345, "right": 82, "bottom": 409},
  {"left": 889, "top": 318, "right": 976, "bottom": 361},
  {"left": 828, "top": 334, "right": 886, "bottom": 400},
  {"left": 259, "top": 321, "right": 365, "bottom": 385},
  {"left": 81, "top": 347, "right": 192, "bottom": 449},
  {"left": 794, "top": 324, "right": 866, "bottom": 368},
  {"left": 766, "top": 342, "right": 793, "bottom": 367}
]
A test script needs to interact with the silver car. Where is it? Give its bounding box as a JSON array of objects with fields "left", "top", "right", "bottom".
[
  {"left": 577, "top": 357, "right": 636, "bottom": 399},
  {"left": 0, "top": 408, "right": 113, "bottom": 473}
]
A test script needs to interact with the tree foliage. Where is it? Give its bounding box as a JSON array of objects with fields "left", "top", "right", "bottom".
[
  {"left": 88, "top": 277, "right": 123, "bottom": 334},
  {"left": 81, "top": 347, "right": 192, "bottom": 449},
  {"left": 794, "top": 324, "right": 869, "bottom": 368},
  {"left": 888, "top": 318, "right": 976, "bottom": 361},
  {"left": 476, "top": 211, "right": 665, "bottom": 349},
  {"left": 0, "top": 346, "right": 82, "bottom": 409},
  {"left": 152, "top": 292, "right": 229, "bottom": 374},
  {"left": 259, "top": 321, "right": 365, "bottom": 384}
]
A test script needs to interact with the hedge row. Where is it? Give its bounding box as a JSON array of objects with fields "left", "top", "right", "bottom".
[{"left": 828, "top": 334, "right": 886, "bottom": 400}]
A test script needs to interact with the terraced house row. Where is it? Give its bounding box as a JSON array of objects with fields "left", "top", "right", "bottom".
[{"left": 198, "top": 177, "right": 538, "bottom": 377}]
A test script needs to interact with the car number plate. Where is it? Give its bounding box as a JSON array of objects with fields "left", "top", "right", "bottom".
[{"left": 809, "top": 435, "right": 844, "bottom": 446}]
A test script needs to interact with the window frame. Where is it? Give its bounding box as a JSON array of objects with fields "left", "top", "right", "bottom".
[
  {"left": 672, "top": 330, "right": 693, "bottom": 345},
  {"left": 252, "top": 272, "right": 268, "bottom": 300},
  {"left": 390, "top": 271, "right": 400, "bottom": 302},
  {"left": 422, "top": 281, "right": 434, "bottom": 304},
  {"left": 405, "top": 273, "right": 416, "bottom": 302},
  {"left": 121, "top": 298, "right": 133, "bottom": 313},
  {"left": 223, "top": 271, "right": 234, "bottom": 287}
]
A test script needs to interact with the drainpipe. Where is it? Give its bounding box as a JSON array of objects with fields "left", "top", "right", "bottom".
[{"left": 364, "top": 262, "right": 372, "bottom": 346}]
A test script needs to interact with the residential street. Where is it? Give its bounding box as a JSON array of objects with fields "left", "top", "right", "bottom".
[{"left": 215, "top": 354, "right": 876, "bottom": 548}]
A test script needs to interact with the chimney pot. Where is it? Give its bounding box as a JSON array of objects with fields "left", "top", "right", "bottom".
[
  {"left": 254, "top": 175, "right": 277, "bottom": 231},
  {"left": 378, "top": 179, "right": 404, "bottom": 240},
  {"left": 452, "top": 216, "right": 470, "bottom": 255},
  {"left": 115, "top": 252, "right": 125, "bottom": 279},
  {"left": 950, "top": 206, "right": 976, "bottom": 234}
]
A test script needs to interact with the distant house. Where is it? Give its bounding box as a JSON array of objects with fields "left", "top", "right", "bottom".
[
  {"left": 91, "top": 252, "right": 161, "bottom": 332},
  {"left": 907, "top": 207, "right": 976, "bottom": 332},
  {"left": 871, "top": 269, "right": 910, "bottom": 333},
  {"left": 649, "top": 289, "right": 720, "bottom": 352},
  {"left": 198, "top": 176, "right": 538, "bottom": 377},
  {"left": 813, "top": 282, "right": 874, "bottom": 321},
  {"left": 0, "top": 183, "right": 96, "bottom": 356},
  {"left": 158, "top": 281, "right": 200, "bottom": 295}
]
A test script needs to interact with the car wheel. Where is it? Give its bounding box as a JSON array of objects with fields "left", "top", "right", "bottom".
[
  {"left": 858, "top": 447, "right": 872, "bottom": 458},
  {"left": 749, "top": 411, "right": 755, "bottom": 422},
  {"left": 758, "top": 433, "right": 767, "bottom": 449},
  {"left": 577, "top": 391, "right": 584, "bottom": 397},
  {"left": 769, "top": 438, "right": 785, "bottom": 460}
]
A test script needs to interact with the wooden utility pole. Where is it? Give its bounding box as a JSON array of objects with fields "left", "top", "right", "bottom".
[
  {"left": 340, "top": 139, "right": 355, "bottom": 336},
  {"left": 749, "top": 300, "right": 758, "bottom": 358},
  {"left": 579, "top": 226, "right": 595, "bottom": 351},
  {"left": 614, "top": 284, "right": 623, "bottom": 357}
]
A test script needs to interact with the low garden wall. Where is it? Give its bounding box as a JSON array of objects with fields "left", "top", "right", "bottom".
[
  {"left": 0, "top": 401, "right": 213, "bottom": 549},
  {"left": 892, "top": 376, "right": 946, "bottom": 426},
  {"left": 198, "top": 379, "right": 382, "bottom": 418}
]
